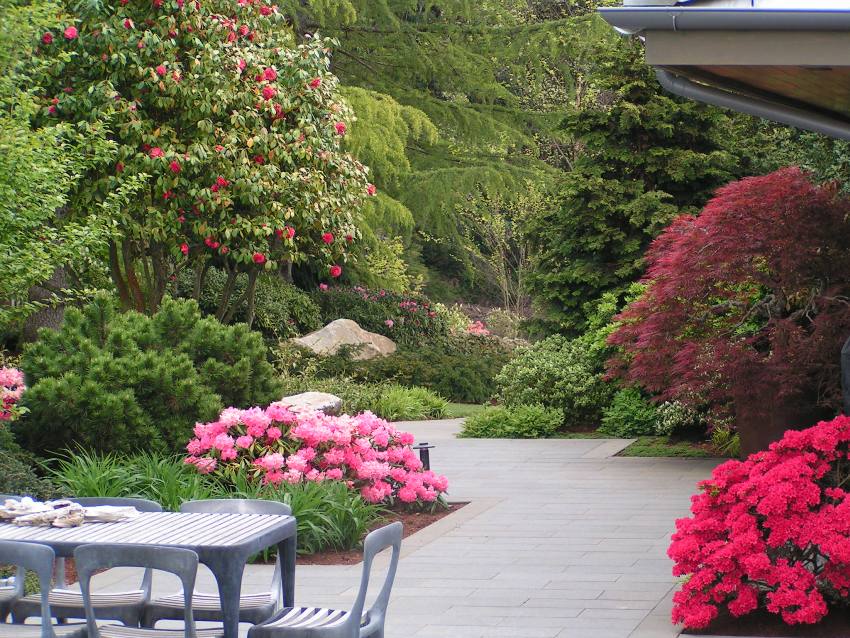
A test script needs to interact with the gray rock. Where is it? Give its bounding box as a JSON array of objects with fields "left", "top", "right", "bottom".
[
  {"left": 292, "top": 318, "right": 396, "bottom": 360},
  {"left": 280, "top": 391, "right": 343, "bottom": 415}
]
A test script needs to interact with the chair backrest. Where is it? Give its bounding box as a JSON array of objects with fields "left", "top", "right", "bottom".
[
  {"left": 179, "top": 498, "right": 291, "bottom": 593},
  {"left": 347, "top": 522, "right": 403, "bottom": 633},
  {"left": 75, "top": 544, "right": 199, "bottom": 638},
  {"left": 179, "top": 498, "right": 291, "bottom": 516},
  {"left": 0, "top": 541, "right": 58, "bottom": 638},
  {"left": 68, "top": 496, "right": 163, "bottom": 512}
]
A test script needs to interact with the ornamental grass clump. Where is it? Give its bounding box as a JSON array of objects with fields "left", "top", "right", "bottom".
[
  {"left": 185, "top": 403, "right": 449, "bottom": 508},
  {"left": 670, "top": 415, "right": 850, "bottom": 629}
]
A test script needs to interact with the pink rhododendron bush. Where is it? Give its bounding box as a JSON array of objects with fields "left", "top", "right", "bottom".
[
  {"left": 0, "top": 367, "right": 26, "bottom": 422},
  {"left": 185, "top": 402, "right": 448, "bottom": 507},
  {"left": 669, "top": 415, "right": 850, "bottom": 629}
]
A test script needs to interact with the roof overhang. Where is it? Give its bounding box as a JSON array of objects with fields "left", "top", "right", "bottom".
[{"left": 599, "top": 1, "right": 850, "bottom": 140}]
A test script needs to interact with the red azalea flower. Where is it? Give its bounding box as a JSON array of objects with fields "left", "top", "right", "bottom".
[
  {"left": 366, "top": 183, "right": 377, "bottom": 196},
  {"left": 329, "top": 264, "right": 342, "bottom": 278},
  {"left": 274, "top": 229, "right": 284, "bottom": 238},
  {"left": 334, "top": 121, "right": 346, "bottom": 135},
  {"left": 48, "top": 105, "right": 56, "bottom": 114},
  {"left": 345, "top": 234, "right": 353, "bottom": 243},
  {"left": 149, "top": 147, "right": 164, "bottom": 158},
  {"left": 215, "top": 176, "right": 229, "bottom": 187},
  {"left": 169, "top": 160, "right": 181, "bottom": 173},
  {"left": 180, "top": 243, "right": 189, "bottom": 255},
  {"left": 155, "top": 64, "right": 167, "bottom": 76},
  {"left": 214, "top": 145, "right": 225, "bottom": 152},
  {"left": 262, "top": 86, "right": 276, "bottom": 100},
  {"left": 123, "top": 19, "right": 133, "bottom": 29},
  {"left": 252, "top": 252, "right": 266, "bottom": 264},
  {"left": 321, "top": 232, "right": 334, "bottom": 244},
  {"left": 42, "top": 32, "right": 53, "bottom": 44},
  {"left": 285, "top": 226, "right": 295, "bottom": 239},
  {"left": 253, "top": 154, "right": 264, "bottom": 164},
  {"left": 260, "top": 6, "right": 272, "bottom": 15},
  {"left": 263, "top": 67, "right": 277, "bottom": 81},
  {"left": 308, "top": 77, "right": 321, "bottom": 89},
  {"left": 51, "top": 98, "right": 59, "bottom": 105},
  {"left": 63, "top": 26, "right": 78, "bottom": 40},
  {"left": 163, "top": 190, "right": 173, "bottom": 200},
  {"left": 211, "top": 184, "right": 219, "bottom": 193},
  {"left": 239, "top": 24, "right": 249, "bottom": 36}
]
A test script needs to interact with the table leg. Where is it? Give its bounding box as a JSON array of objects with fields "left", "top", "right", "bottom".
[
  {"left": 277, "top": 531, "right": 297, "bottom": 608},
  {"left": 208, "top": 557, "right": 245, "bottom": 638}
]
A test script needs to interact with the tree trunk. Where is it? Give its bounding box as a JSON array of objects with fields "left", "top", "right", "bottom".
[
  {"left": 109, "top": 241, "right": 132, "bottom": 310},
  {"left": 22, "top": 265, "right": 68, "bottom": 342}
]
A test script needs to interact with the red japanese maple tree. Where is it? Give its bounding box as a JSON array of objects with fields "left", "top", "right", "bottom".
[{"left": 608, "top": 167, "right": 850, "bottom": 426}]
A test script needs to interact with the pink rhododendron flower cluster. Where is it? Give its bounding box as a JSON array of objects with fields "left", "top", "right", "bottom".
[
  {"left": 0, "top": 367, "right": 25, "bottom": 422},
  {"left": 669, "top": 415, "right": 850, "bottom": 630},
  {"left": 466, "top": 320, "right": 490, "bottom": 336},
  {"left": 185, "top": 402, "right": 448, "bottom": 506}
]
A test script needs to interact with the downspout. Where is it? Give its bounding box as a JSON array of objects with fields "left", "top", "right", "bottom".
[{"left": 655, "top": 69, "right": 850, "bottom": 142}]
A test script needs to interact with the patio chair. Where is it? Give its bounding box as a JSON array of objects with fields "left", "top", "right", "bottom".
[
  {"left": 12, "top": 498, "right": 162, "bottom": 627},
  {"left": 0, "top": 541, "right": 86, "bottom": 638},
  {"left": 247, "top": 522, "right": 403, "bottom": 638},
  {"left": 0, "top": 497, "right": 22, "bottom": 624},
  {"left": 75, "top": 544, "right": 222, "bottom": 638},
  {"left": 143, "top": 499, "right": 291, "bottom": 628}
]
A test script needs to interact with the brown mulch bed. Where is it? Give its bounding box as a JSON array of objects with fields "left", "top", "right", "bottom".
[
  {"left": 298, "top": 502, "right": 467, "bottom": 566},
  {"left": 684, "top": 608, "right": 850, "bottom": 637}
]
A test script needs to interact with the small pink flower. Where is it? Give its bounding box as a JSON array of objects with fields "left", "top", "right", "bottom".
[
  {"left": 266, "top": 426, "right": 282, "bottom": 441},
  {"left": 155, "top": 64, "right": 167, "bottom": 76},
  {"left": 385, "top": 319, "right": 394, "bottom": 328},
  {"left": 149, "top": 147, "right": 164, "bottom": 158},
  {"left": 42, "top": 32, "right": 53, "bottom": 45},
  {"left": 366, "top": 183, "right": 377, "bottom": 196},
  {"left": 169, "top": 160, "right": 181, "bottom": 173},
  {"left": 334, "top": 121, "right": 346, "bottom": 135},
  {"left": 262, "top": 85, "right": 276, "bottom": 100},
  {"left": 329, "top": 264, "right": 342, "bottom": 278},
  {"left": 262, "top": 67, "right": 277, "bottom": 81},
  {"left": 253, "top": 252, "right": 266, "bottom": 264},
  {"left": 63, "top": 26, "right": 78, "bottom": 40},
  {"left": 308, "top": 77, "right": 321, "bottom": 89},
  {"left": 123, "top": 19, "right": 134, "bottom": 29},
  {"left": 321, "top": 232, "right": 334, "bottom": 244},
  {"left": 319, "top": 283, "right": 328, "bottom": 291},
  {"left": 180, "top": 243, "right": 189, "bottom": 255}
]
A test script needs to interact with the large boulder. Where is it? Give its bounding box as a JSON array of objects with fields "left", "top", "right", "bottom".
[
  {"left": 281, "top": 391, "right": 343, "bottom": 415},
  {"left": 292, "top": 318, "right": 396, "bottom": 360}
]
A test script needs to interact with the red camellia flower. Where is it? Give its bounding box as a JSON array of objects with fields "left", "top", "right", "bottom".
[
  {"left": 149, "top": 147, "right": 164, "bottom": 158},
  {"left": 329, "top": 265, "right": 342, "bottom": 278},
  {"left": 366, "top": 183, "right": 377, "bottom": 196},
  {"left": 169, "top": 160, "right": 181, "bottom": 173},
  {"left": 123, "top": 19, "right": 133, "bottom": 29},
  {"left": 162, "top": 190, "right": 173, "bottom": 200},
  {"left": 285, "top": 226, "right": 295, "bottom": 239},
  {"left": 63, "top": 26, "right": 78, "bottom": 40},
  {"left": 321, "top": 232, "right": 334, "bottom": 245},
  {"left": 261, "top": 86, "right": 276, "bottom": 100},
  {"left": 260, "top": 5, "right": 272, "bottom": 15},
  {"left": 262, "top": 67, "right": 277, "bottom": 81},
  {"left": 180, "top": 243, "right": 189, "bottom": 255},
  {"left": 215, "top": 176, "right": 229, "bottom": 188},
  {"left": 252, "top": 252, "right": 266, "bottom": 264},
  {"left": 334, "top": 121, "right": 346, "bottom": 135},
  {"left": 42, "top": 32, "right": 53, "bottom": 44},
  {"left": 308, "top": 77, "right": 321, "bottom": 89},
  {"left": 155, "top": 64, "right": 167, "bottom": 76}
]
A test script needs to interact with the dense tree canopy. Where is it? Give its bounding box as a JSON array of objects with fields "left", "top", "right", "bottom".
[{"left": 608, "top": 168, "right": 850, "bottom": 425}]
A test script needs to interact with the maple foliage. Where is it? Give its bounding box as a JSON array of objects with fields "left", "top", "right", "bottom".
[{"left": 608, "top": 167, "right": 850, "bottom": 424}]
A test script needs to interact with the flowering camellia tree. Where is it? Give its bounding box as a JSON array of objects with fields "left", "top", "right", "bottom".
[
  {"left": 185, "top": 402, "right": 449, "bottom": 507},
  {"left": 0, "top": 367, "right": 26, "bottom": 422},
  {"left": 670, "top": 415, "right": 850, "bottom": 629},
  {"left": 35, "top": 0, "right": 375, "bottom": 320}
]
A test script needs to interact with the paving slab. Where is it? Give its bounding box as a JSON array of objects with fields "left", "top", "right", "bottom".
[{"left": 93, "top": 419, "right": 718, "bottom": 638}]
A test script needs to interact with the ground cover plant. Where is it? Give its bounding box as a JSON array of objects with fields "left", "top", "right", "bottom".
[
  {"left": 459, "top": 405, "right": 561, "bottom": 439},
  {"left": 185, "top": 402, "right": 449, "bottom": 507},
  {"left": 669, "top": 415, "right": 850, "bottom": 629}
]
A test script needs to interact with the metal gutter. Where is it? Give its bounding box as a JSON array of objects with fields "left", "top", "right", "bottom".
[
  {"left": 599, "top": 7, "right": 850, "bottom": 32},
  {"left": 654, "top": 69, "right": 850, "bottom": 140}
]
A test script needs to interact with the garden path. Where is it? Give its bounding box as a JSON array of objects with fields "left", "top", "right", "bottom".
[{"left": 94, "top": 419, "right": 721, "bottom": 638}]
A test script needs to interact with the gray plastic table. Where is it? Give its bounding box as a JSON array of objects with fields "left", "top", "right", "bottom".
[{"left": 0, "top": 511, "right": 297, "bottom": 638}]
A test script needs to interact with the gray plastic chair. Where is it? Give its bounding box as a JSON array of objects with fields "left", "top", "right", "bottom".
[
  {"left": 0, "top": 496, "right": 22, "bottom": 622},
  {"left": 75, "top": 544, "right": 222, "bottom": 638},
  {"left": 12, "top": 498, "right": 162, "bottom": 626},
  {"left": 247, "top": 522, "right": 403, "bottom": 638},
  {"left": 0, "top": 541, "right": 86, "bottom": 638},
  {"left": 143, "top": 499, "right": 291, "bottom": 628}
]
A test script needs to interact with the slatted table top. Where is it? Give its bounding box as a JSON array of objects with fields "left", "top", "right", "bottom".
[{"left": 0, "top": 512, "right": 294, "bottom": 550}]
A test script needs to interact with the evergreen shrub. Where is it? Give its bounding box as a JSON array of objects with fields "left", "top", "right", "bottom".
[
  {"left": 459, "top": 405, "right": 562, "bottom": 439},
  {"left": 17, "top": 295, "right": 282, "bottom": 457},
  {"left": 598, "top": 388, "right": 658, "bottom": 437}
]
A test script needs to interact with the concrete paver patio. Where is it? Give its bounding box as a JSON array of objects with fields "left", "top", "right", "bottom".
[{"left": 95, "top": 419, "right": 720, "bottom": 638}]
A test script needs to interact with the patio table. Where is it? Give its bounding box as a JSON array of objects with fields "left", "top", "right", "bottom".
[{"left": 0, "top": 511, "right": 297, "bottom": 638}]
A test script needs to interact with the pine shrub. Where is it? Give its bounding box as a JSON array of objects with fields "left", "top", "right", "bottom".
[{"left": 17, "top": 295, "right": 282, "bottom": 457}]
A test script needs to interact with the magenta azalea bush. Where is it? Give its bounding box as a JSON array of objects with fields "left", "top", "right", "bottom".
[
  {"left": 0, "top": 367, "right": 25, "bottom": 422},
  {"left": 669, "top": 415, "right": 850, "bottom": 629},
  {"left": 185, "top": 402, "right": 448, "bottom": 506}
]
